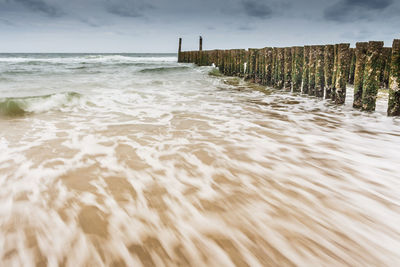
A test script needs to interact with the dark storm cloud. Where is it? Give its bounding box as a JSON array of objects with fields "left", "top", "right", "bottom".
[
  {"left": 324, "top": 0, "right": 394, "bottom": 22},
  {"left": 242, "top": 0, "right": 273, "bottom": 18},
  {"left": 12, "top": 0, "right": 63, "bottom": 17}
]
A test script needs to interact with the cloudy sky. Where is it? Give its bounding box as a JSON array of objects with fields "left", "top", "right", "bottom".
[{"left": 0, "top": 0, "right": 399, "bottom": 52}]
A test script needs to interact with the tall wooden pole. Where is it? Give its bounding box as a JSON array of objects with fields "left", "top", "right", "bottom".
[
  {"left": 178, "top": 38, "right": 182, "bottom": 62},
  {"left": 199, "top": 36, "right": 203, "bottom": 51},
  {"left": 353, "top": 42, "right": 368, "bottom": 108},
  {"left": 388, "top": 39, "right": 400, "bottom": 116},
  {"left": 362, "top": 41, "right": 383, "bottom": 111}
]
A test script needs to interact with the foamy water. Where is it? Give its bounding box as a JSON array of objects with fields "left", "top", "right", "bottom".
[{"left": 0, "top": 53, "right": 400, "bottom": 266}]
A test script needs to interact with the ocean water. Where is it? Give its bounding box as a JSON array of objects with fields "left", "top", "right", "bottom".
[{"left": 0, "top": 53, "right": 400, "bottom": 266}]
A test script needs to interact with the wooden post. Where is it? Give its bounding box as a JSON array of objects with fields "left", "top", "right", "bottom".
[
  {"left": 362, "top": 41, "right": 383, "bottom": 111},
  {"left": 272, "top": 48, "right": 277, "bottom": 86},
  {"left": 178, "top": 38, "right": 182, "bottom": 62},
  {"left": 309, "top": 46, "right": 316, "bottom": 96},
  {"left": 382, "top": 47, "right": 392, "bottom": 88},
  {"left": 199, "top": 36, "right": 203, "bottom": 51},
  {"left": 331, "top": 44, "right": 339, "bottom": 101},
  {"left": 302, "top": 46, "right": 310, "bottom": 94},
  {"left": 292, "top": 46, "right": 304, "bottom": 92},
  {"left": 284, "top": 47, "right": 292, "bottom": 90},
  {"left": 265, "top": 48, "right": 273, "bottom": 86},
  {"left": 348, "top": 48, "right": 356, "bottom": 84},
  {"left": 335, "top": 43, "right": 351, "bottom": 104},
  {"left": 388, "top": 39, "right": 400, "bottom": 116},
  {"left": 353, "top": 42, "right": 368, "bottom": 108},
  {"left": 324, "top": 45, "right": 334, "bottom": 99},
  {"left": 315, "top": 45, "right": 325, "bottom": 97},
  {"left": 276, "top": 48, "right": 285, "bottom": 89}
]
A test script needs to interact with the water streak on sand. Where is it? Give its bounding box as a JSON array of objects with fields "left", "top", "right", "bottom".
[{"left": 0, "top": 54, "right": 400, "bottom": 266}]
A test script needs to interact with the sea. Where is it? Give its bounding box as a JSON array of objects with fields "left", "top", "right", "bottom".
[{"left": 0, "top": 53, "right": 400, "bottom": 266}]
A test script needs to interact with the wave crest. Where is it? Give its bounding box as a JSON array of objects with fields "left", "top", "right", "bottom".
[{"left": 0, "top": 92, "right": 82, "bottom": 117}]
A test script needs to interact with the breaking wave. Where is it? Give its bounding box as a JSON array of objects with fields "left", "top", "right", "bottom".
[
  {"left": 139, "top": 66, "right": 191, "bottom": 73},
  {"left": 0, "top": 91, "right": 82, "bottom": 117}
]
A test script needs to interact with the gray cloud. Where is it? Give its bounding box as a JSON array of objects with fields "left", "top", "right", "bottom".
[
  {"left": 13, "top": 0, "right": 63, "bottom": 17},
  {"left": 324, "top": 0, "right": 393, "bottom": 22},
  {"left": 106, "top": 0, "right": 154, "bottom": 18},
  {"left": 0, "top": 0, "right": 398, "bottom": 52},
  {"left": 242, "top": 0, "right": 273, "bottom": 18},
  {"left": 0, "top": 18, "right": 14, "bottom": 25}
]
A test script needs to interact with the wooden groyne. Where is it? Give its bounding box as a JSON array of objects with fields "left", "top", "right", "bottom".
[{"left": 178, "top": 38, "right": 400, "bottom": 116}]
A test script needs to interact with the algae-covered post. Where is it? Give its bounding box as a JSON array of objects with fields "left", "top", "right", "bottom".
[
  {"left": 315, "top": 45, "right": 325, "bottom": 97},
  {"left": 302, "top": 46, "right": 310, "bottom": 94},
  {"left": 292, "top": 46, "right": 304, "bottom": 92},
  {"left": 272, "top": 48, "right": 278, "bottom": 87},
  {"left": 362, "top": 41, "right": 383, "bottom": 111},
  {"left": 335, "top": 43, "right": 350, "bottom": 104},
  {"left": 265, "top": 48, "right": 273, "bottom": 86},
  {"left": 331, "top": 44, "right": 339, "bottom": 101},
  {"left": 353, "top": 42, "right": 368, "bottom": 108},
  {"left": 308, "top": 46, "right": 316, "bottom": 96},
  {"left": 324, "top": 45, "right": 334, "bottom": 99},
  {"left": 382, "top": 47, "right": 392, "bottom": 88},
  {"left": 276, "top": 48, "right": 285, "bottom": 89},
  {"left": 284, "top": 47, "right": 292, "bottom": 90},
  {"left": 348, "top": 48, "right": 356, "bottom": 84},
  {"left": 388, "top": 39, "right": 400, "bottom": 116}
]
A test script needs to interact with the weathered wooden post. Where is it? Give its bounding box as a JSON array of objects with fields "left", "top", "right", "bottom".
[
  {"left": 348, "top": 48, "right": 356, "bottom": 84},
  {"left": 247, "top": 49, "right": 257, "bottom": 82},
  {"left": 324, "top": 45, "right": 334, "bottom": 99},
  {"left": 259, "top": 48, "right": 267, "bottom": 85},
  {"left": 302, "top": 46, "right": 310, "bottom": 94},
  {"left": 353, "top": 42, "right": 368, "bottom": 108},
  {"left": 335, "top": 43, "right": 351, "bottom": 104},
  {"left": 178, "top": 38, "right": 182, "bottom": 62},
  {"left": 272, "top": 48, "right": 278, "bottom": 86},
  {"left": 331, "top": 44, "right": 339, "bottom": 101},
  {"left": 276, "top": 48, "right": 285, "bottom": 89},
  {"left": 254, "top": 49, "right": 261, "bottom": 83},
  {"left": 265, "top": 48, "right": 273, "bottom": 86},
  {"left": 292, "top": 46, "right": 304, "bottom": 92},
  {"left": 308, "top": 46, "right": 316, "bottom": 96},
  {"left": 315, "top": 45, "right": 325, "bottom": 97},
  {"left": 284, "top": 47, "right": 292, "bottom": 90},
  {"left": 382, "top": 47, "right": 392, "bottom": 88},
  {"left": 362, "top": 41, "right": 383, "bottom": 111},
  {"left": 388, "top": 39, "right": 400, "bottom": 116}
]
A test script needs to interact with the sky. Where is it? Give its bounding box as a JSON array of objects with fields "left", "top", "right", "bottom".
[{"left": 0, "top": 0, "right": 399, "bottom": 52}]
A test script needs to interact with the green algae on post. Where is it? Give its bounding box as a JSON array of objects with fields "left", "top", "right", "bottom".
[
  {"left": 362, "top": 41, "right": 383, "bottom": 111},
  {"left": 348, "top": 48, "right": 356, "bottom": 84},
  {"left": 353, "top": 42, "right": 368, "bottom": 109},
  {"left": 276, "top": 48, "right": 285, "bottom": 89},
  {"left": 264, "top": 48, "right": 273, "bottom": 86},
  {"left": 308, "top": 46, "right": 316, "bottom": 96},
  {"left": 284, "top": 47, "right": 292, "bottom": 90},
  {"left": 331, "top": 44, "right": 339, "bottom": 101},
  {"left": 324, "top": 45, "right": 334, "bottom": 99},
  {"left": 302, "top": 46, "right": 310, "bottom": 94},
  {"left": 315, "top": 45, "right": 325, "bottom": 97},
  {"left": 335, "top": 43, "right": 350, "bottom": 104},
  {"left": 382, "top": 47, "right": 392, "bottom": 88},
  {"left": 292, "top": 46, "right": 304, "bottom": 92},
  {"left": 388, "top": 39, "right": 400, "bottom": 116}
]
